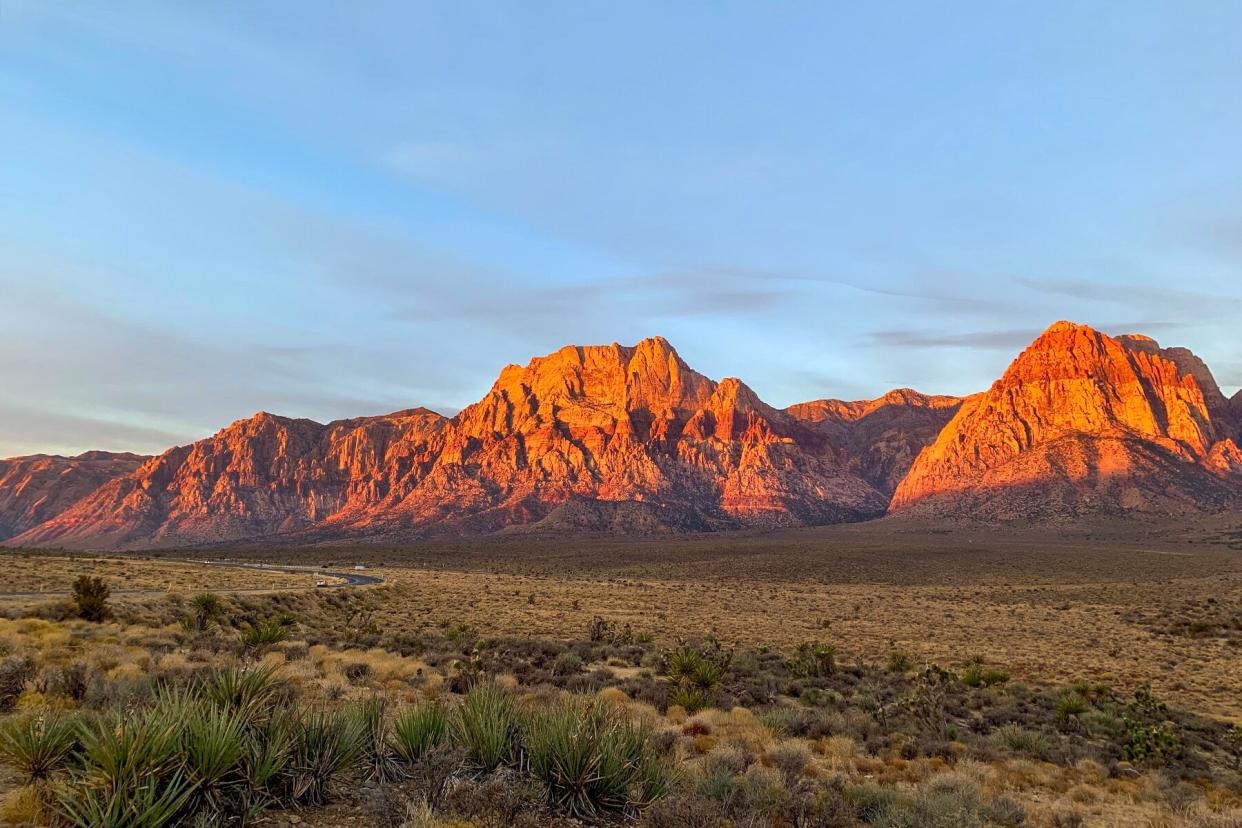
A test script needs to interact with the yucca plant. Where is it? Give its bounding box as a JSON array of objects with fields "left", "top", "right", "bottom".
[
  {"left": 523, "top": 696, "right": 669, "bottom": 819},
  {"left": 239, "top": 617, "right": 290, "bottom": 651},
  {"left": 662, "top": 643, "right": 730, "bottom": 714},
  {"left": 201, "top": 663, "right": 284, "bottom": 724},
  {"left": 283, "top": 706, "right": 367, "bottom": 806},
  {"left": 0, "top": 712, "right": 78, "bottom": 783},
  {"left": 56, "top": 710, "right": 195, "bottom": 828},
  {"left": 234, "top": 709, "right": 296, "bottom": 821},
  {"left": 355, "top": 696, "right": 403, "bottom": 782},
  {"left": 454, "top": 681, "right": 517, "bottom": 772},
  {"left": 57, "top": 771, "right": 196, "bottom": 828},
  {"left": 182, "top": 704, "right": 248, "bottom": 819},
  {"left": 389, "top": 701, "right": 452, "bottom": 765}
]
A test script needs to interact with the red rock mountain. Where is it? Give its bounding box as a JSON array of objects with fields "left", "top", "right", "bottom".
[
  {"left": 891, "top": 322, "right": 1242, "bottom": 520},
  {"left": 13, "top": 338, "right": 891, "bottom": 549},
  {"left": 9, "top": 326, "right": 1242, "bottom": 547},
  {"left": 0, "top": 451, "right": 146, "bottom": 540},
  {"left": 786, "top": 389, "right": 964, "bottom": 495}
]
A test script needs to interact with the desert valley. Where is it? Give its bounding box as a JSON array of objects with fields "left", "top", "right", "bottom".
[
  {"left": 1, "top": 323, "right": 1241, "bottom": 827},
  {"left": 5, "top": 6, "right": 1242, "bottom": 826}
]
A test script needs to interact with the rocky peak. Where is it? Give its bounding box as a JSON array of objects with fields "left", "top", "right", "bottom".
[{"left": 891, "top": 322, "right": 1238, "bottom": 518}]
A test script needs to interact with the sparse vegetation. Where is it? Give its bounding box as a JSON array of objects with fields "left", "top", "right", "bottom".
[
  {"left": 0, "top": 536, "right": 1239, "bottom": 827},
  {"left": 70, "top": 575, "right": 110, "bottom": 622}
]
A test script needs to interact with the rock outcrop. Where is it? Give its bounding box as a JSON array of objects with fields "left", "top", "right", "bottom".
[
  {"left": 13, "top": 339, "right": 889, "bottom": 548},
  {"left": 890, "top": 322, "right": 1242, "bottom": 520},
  {"left": 10, "top": 326, "right": 1242, "bottom": 547},
  {"left": 786, "top": 389, "right": 964, "bottom": 495},
  {"left": 13, "top": 410, "right": 448, "bottom": 549},
  {"left": 0, "top": 451, "right": 146, "bottom": 540}
]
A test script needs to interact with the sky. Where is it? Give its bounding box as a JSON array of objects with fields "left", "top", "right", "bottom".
[{"left": 2, "top": 2, "right": 1242, "bottom": 458}]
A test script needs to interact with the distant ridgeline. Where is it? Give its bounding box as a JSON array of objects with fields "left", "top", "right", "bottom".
[{"left": 4, "top": 322, "right": 1241, "bottom": 549}]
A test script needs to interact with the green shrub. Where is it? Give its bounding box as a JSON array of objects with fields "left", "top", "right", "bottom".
[
  {"left": 454, "top": 681, "right": 517, "bottom": 771},
  {"left": 1055, "top": 692, "right": 1088, "bottom": 729},
  {"left": 185, "top": 593, "right": 225, "bottom": 633},
  {"left": 201, "top": 663, "right": 283, "bottom": 723},
  {"left": 283, "top": 706, "right": 367, "bottom": 806},
  {"left": 786, "top": 642, "right": 836, "bottom": 678},
  {"left": 354, "top": 696, "right": 402, "bottom": 783},
  {"left": 390, "top": 702, "right": 451, "bottom": 764},
  {"left": 0, "top": 712, "right": 78, "bottom": 782},
  {"left": 181, "top": 703, "right": 248, "bottom": 819},
  {"left": 662, "top": 642, "right": 731, "bottom": 714},
  {"left": 991, "top": 723, "right": 1051, "bottom": 760},
  {"left": 961, "top": 665, "right": 1009, "bottom": 687},
  {"left": 239, "top": 617, "right": 290, "bottom": 650},
  {"left": 56, "top": 709, "right": 193, "bottom": 828},
  {"left": 1120, "top": 685, "right": 1181, "bottom": 763},
  {"left": 523, "top": 695, "right": 672, "bottom": 819},
  {"left": 71, "top": 576, "right": 111, "bottom": 622},
  {"left": 551, "top": 652, "right": 584, "bottom": 677}
]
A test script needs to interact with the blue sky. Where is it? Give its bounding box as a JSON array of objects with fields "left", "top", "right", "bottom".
[{"left": 3, "top": 2, "right": 1241, "bottom": 457}]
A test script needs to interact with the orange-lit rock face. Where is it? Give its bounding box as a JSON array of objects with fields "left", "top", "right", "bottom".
[
  {"left": 14, "top": 338, "right": 890, "bottom": 549},
  {"left": 891, "top": 322, "right": 1242, "bottom": 519},
  {"left": 0, "top": 451, "right": 146, "bottom": 540},
  {"left": 12, "top": 326, "right": 1242, "bottom": 547}
]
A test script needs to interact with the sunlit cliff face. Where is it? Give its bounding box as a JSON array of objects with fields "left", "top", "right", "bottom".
[{"left": 6, "top": 323, "right": 1242, "bottom": 549}]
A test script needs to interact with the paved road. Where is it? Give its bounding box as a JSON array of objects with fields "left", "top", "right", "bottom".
[{"left": 0, "top": 560, "right": 383, "bottom": 599}]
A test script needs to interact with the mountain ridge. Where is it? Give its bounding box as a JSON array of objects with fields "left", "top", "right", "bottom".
[{"left": 7, "top": 323, "right": 1242, "bottom": 548}]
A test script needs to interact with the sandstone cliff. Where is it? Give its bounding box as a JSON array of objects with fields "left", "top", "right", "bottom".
[
  {"left": 13, "top": 339, "right": 889, "bottom": 548},
  {"left": 0, "top": 451, "right": 147, "bottom": 540},
  {"left": 890, "top": 322, "right": 1242, "bottom": 520},
  {"left": 786, "top": 390, "right": 963, "bottom": 494}
]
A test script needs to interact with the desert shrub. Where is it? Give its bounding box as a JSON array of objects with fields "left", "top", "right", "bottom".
[
  {"left": 38, "top": 661, "right": 93, "bottom": 702},
  {"left": 786, "top": 642, "right": 836, "bottom": 678},
  {"left": 523, "top": 694, "right": 673, "bottom": 819},
  {"left": 355, "top": 696, "right": 402, "bottom": 783},
  {"left": 961, "top": 664, "right": 1009, "bottom": 687},
  {"left": 239, "top": 617, "right": 290, "bottom": 651},
  {"left": 71, "top": 576, "right": 111, "bottom": 622},
  {"left": 201, "top": 663, "right": 285, "bottom": 722},
  {"left": 389, "top": 702, "right": 451, "bottom": 764},
  {"left": 1120, "top": 685, "right": 1181, "bottom": 762},
  {"left": 56, "top": 708, "right": 194, "bottom": 828},
  {"left": 984, "top": 793, "right": 1027, "bottom": 826},
  {"left": 0, "top": 655, "right": 35, "bottom": 711},
  {"left": 342, "top": 660, "right": 372, "bottom": 684},
  {"left": 886, "top": 651, "right": 914, "bottom": 673},
  {"left": 454, "top": 680, "right": 518, "bottom": 771},
  {"left": 283, "top": 706, "right": 367, "bottom": 806},
  {"left": 766, "top": 741, "right": 811, "bottom": 781},
  {"left": 438, "top": 771, "right": 547, "bottom": 828},
  {"left": 868, "top": 773, "right": 984, "bottom": 828},
  {"left": 991, "top": 723, "right": 1052, "bottom": 760},
  {"left": 551, "top": 651, "right": 584, "bottom": 677},
  {"left": 662, "top": 641, "right": 732, "bottom": 714},
  {"left": 0, "top": 712, "right": 78, "bottom": 782}
]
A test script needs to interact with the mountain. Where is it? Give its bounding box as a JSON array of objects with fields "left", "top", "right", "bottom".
[
  {"left": 0, "top": 451, "right": 147, "bottom": 540},
  {"left": 10, "top": 325, "right": 1242, "bottom": 548},
  {"left": 891, "top": 322, "right": 1242, "bottom": 520},
  {"left": 786, "top": 389, "right": 964, "bottom": 495},
  {"left": 12, "top": 410, "right": 448, "bottom": 549},
  {"left": 13, "top": 338, "right": 890, "bottom": 549}
]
